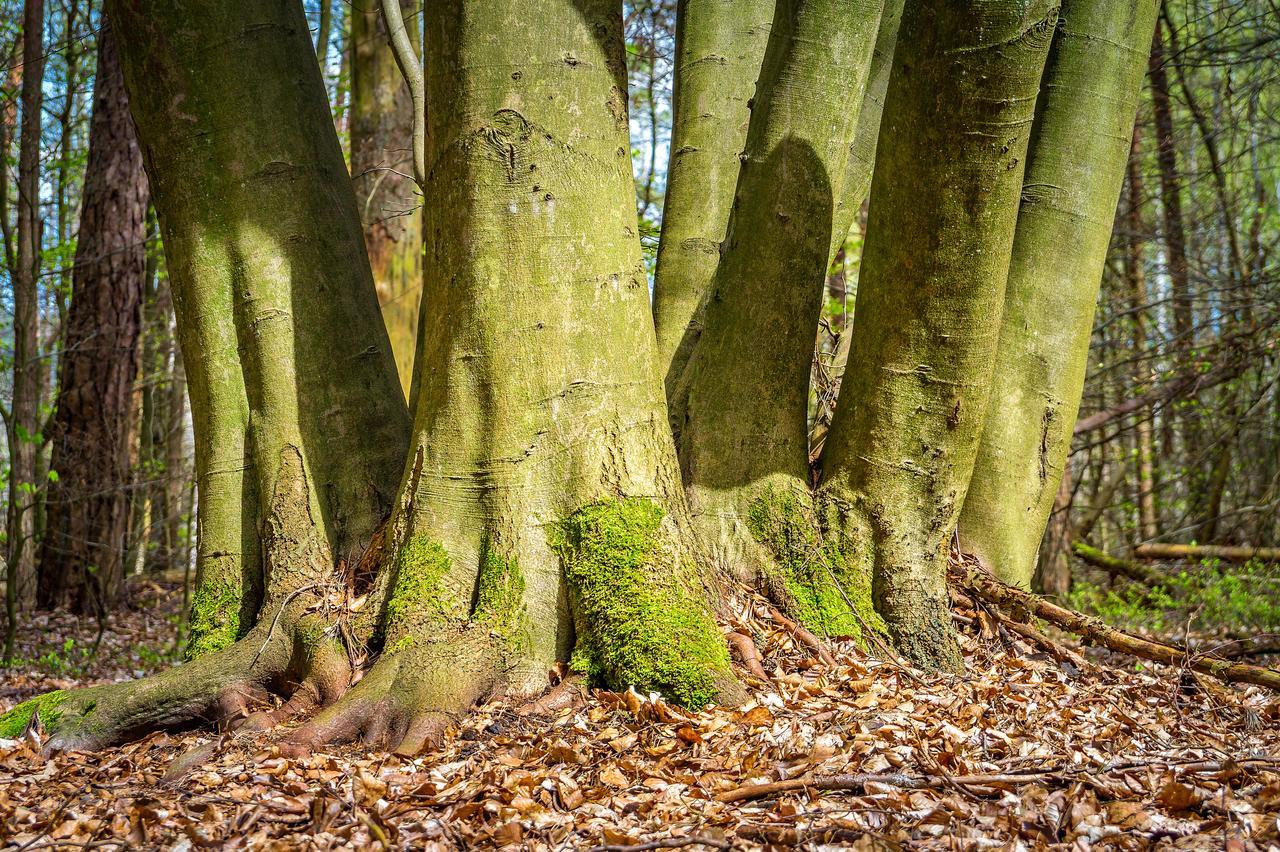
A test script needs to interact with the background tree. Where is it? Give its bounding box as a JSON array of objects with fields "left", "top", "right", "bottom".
[{"left": 37, "top": 20, "right": 149, "bottom": 615}]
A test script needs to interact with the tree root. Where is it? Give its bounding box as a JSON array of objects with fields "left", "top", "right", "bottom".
[
  {"left": 952, "top": 559, "right": 1280, "bottom": 692},
  {"left": 726, "top": 632, "right": 768, "bottom": 680},
  {"left": 287, "top": 630, "right": 500, "bottom": 756},
  {"left": 2, "top": 611, "right": 350, "bottom": 752}
]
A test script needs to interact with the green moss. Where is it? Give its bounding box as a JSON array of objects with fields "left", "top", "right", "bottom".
[
  {"left": 385, "top": 535, "right": 456, "bottom": 632},
  {"left": 554, "top": 498, "right": 731, "bottom": 709},
  {"left": 0, "top": 690, "right": 68, "bottom": 738},
  {"left": 747, "top": 488, "right": 884, "bottom": 640},
  {"left": 474, "top": 545, "right": 527, "bottom": 640},
  {"left": 186, "top": 580, "right": 242, "bottom": 660}
]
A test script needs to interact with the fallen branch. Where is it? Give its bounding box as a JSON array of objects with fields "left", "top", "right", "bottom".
[
  {"left": 1134, "top": 542, "right": 1280, "bottom": 564},
  {"left": 717, "top": 771, "right": 1052, "bottom": 803},
  {"left": 953, "top": 561, "right": 1280, "bottom": 692},
  {"left": 1071, "top": 542, "right": 1165, "bottom": 585}
]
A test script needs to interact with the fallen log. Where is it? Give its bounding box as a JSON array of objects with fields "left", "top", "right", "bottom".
[
  {"left": 952, "top": 561, "right": 1280, "bottom": 692},
  {"left": 1071, "top": 542, "right": 1165, "bottom": 585},
  {"left": 1133, "top": 542, "right": 1280, "bottom": 564}
]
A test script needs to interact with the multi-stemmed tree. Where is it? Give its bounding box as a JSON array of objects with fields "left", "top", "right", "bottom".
[{"left": 1, "top": 0, "right": 1158, "bottom": 751}]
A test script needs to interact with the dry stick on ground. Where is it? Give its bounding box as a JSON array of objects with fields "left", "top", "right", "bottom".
[
  {"left": 585, "top": 836, "right": 732, "bottom": 852},
  {"left": 717, "top": 758, "right": 1278, "bottom": 804},
  {"left": 953, "top": 561, "right": 1280, "bottom": 691}
]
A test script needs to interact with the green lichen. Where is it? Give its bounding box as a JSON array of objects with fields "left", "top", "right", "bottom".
[
  {"left": 747, "top": 487, "right": 884, "bottom": 640},
  {"left": 0, "top": 690, "right": 68, "bottom": 738},
  {"left": 474, "top": 546, "right": 527, "bottom": 641},
  {"left": 385, "top": 536, "right": 457, "bottom": 631},
  {"left": 186, "top": 580, "right": 242, "bottom": 660},
  {"left": 554, "top": 498, "right": 731, "bottom": 709}
]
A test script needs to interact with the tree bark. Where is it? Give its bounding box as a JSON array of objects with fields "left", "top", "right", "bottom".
[
  {"left": 37, "top": 21, "right": 150, "bottom": 615},
  {"left": 959, "top": 0, "right": 1159, "bottom": 587},
  {"left": 290, "top": 0, "right": 742, "bottom": 756},
  {"left": 350, "top": 0, "right": 423, "bottom": 396},
  {"left": 6, "top": 0, "right": 46, "bottom": 630},
  {"left": 672, "top": 0, "right": 884, "bottom": 639},
  {"left": 9, "top": 0, "right": 413, "bottom": 749},
  {"left": 819, "top": 0, "right": 1058, "bottom": 670},
  {"left": 651, "top": 0, "right": 774, "bottom": 399}
]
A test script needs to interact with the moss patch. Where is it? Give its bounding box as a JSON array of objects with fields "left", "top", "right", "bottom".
[
  {"left": 186, "top": 580, "right": 242, "bottom": 660},
  {"left": 554, "top": 498, "right": 731, "bottom": 709},
  {"left": 0, "top": 690, "right": 68, "bottom": 738},
  {"left": 385, "top": 535, "right": 459, "bottom": 634},
  {"left": 474, "top": 545, "right": 527, "bottom": 641},
  {"left": 747, "top": 487, "right": 884, "bottom": 640}
]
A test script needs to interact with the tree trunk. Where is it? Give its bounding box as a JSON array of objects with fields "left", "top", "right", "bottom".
[
  {"left": 672, "top": 0, "right": 884, "bottom": 640},
  {"left": 1035, "top": 460, "right": 1074, "bottom": 600},
  {"left": 289, "top": 0, "right": 741, "bottom": 756},
  {"left": 819, "top": 0, "right": 1058, "bottom": 670},
  {"left": 6, "top": 0, "right": 46, "bottom": 629},
  {"left": 350, "top": 0, "right": 423, "bottom": 396},
  {"left": 651, "top": 0, "right": 774, "bottom": 399},
  {"left": 958, "top": 0, "right": 1159, "bottom": 587},
  {"left": 37, "top": 21, "right": 150, "bottom": 615},
  {"left": 8, "top": 0, "right": 413, "bottom": 749}
]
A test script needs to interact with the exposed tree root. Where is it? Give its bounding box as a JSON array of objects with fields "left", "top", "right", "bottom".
[
  {"left": 1, "top": 607, "right": 352, "bottom": 752},
  {"left": 726, "top": 632, "right": 768, "bottom": 681},
  {"left": 517, "top": 675, "right": 590, "bottom": 717},
  {"left": 288, "top": 630, "right": 501, "bottom": 756},
  {"left": 953, "top": 558, "right": 1280, "bottom": 692}
]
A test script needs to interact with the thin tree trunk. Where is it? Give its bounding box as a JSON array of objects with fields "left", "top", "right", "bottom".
[
  {"left": 820, "top": 0, "right": 1059, "bottom": 670},
  {"left": 7, "top": 0, "right": 47, "bottom": 627},
  {"left": 350, "top": 0, "right": 423, "bottom": 396},
  {"left": 38, "top": 21, "right": 150, "bottom": 615},
  {"left": 650, "top": 0, "right": 774, "bottom": 398},
  {"left": 958, "top": 0, "right": 1159, "bottom": 587}
]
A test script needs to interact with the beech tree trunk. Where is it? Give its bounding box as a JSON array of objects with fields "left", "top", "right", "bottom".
[
  {"left": 350, "top": 0, "right": 423, "bottom": 395},
  {"left": 38, "top": 21, "right": 150, "bottom": 615},
  {"left": 289, "top": 0, "right": 741, "bottom": 755},
  {"left": 651, "top": 0, "right": 774, "bottom": 398},
  {"left": 819, "top": 0, "right": 1058, "bottom": 670},
  {"left": 958, "top": 0, "right": 1159, "bottom": 587},
  {"left": 673, "top": 0, "right": 884, "bottom": 639}
]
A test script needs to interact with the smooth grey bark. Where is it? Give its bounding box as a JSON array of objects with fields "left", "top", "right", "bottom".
[
  {"left": 820, "top": 0, "right": 1059, "bottom": 670},
  {"left": 959, "top": 0, "right": 1159, "bottom": 587}
]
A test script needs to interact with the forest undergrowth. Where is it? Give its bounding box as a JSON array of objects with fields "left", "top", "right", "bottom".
[{"left": 1, "top": 570, "right": 1278, "bottom": 849}]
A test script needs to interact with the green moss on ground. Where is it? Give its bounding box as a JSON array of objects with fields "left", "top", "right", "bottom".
[
  {"left": 0, "top": 690, "right": 69, "bottom": 738},
  {"left": 186, "top": 580, "right": 243, "bottom": 660},
  {"left": 554, "top": 498, "right": 731, "bottom": 709},
  {"left": 747, "top": 487, "right": 884, "bottom": 640}
]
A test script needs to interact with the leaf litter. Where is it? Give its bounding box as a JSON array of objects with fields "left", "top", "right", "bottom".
[{"left": 2, "top": 575, "right": 1278, "bottom": 849}]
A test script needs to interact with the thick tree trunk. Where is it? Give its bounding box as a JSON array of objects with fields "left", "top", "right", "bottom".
[
  {"left": 651, "top": 0, "right": 774, "bottom": 398},
  {"left": 290, "top": 0, "right": 741, "bottom": 756},
  {"left": 6, "top": 0, "right": 46, "bottom": 627},
  {"left": 6, "top": 0, "right": 414, "bottom": 748},
  {"left": 672, "top": 0, "right": 883, "bottom": 639},
  {"left": 350, "top": 0, "right": 423, "bottom": 395},
  {"left": 37, "top": 22, "right": 150, "bottom": 615},
  {"left": 819, "top": 0, "right": 1058, "bottom": 670},
  {"left": 958, "top": 0, "right": 1158, "bottom": 587}
]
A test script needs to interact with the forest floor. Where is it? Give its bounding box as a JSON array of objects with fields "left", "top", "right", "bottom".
[{"left": 1, "top": 574, "right": 1278, "bottom": 850}]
